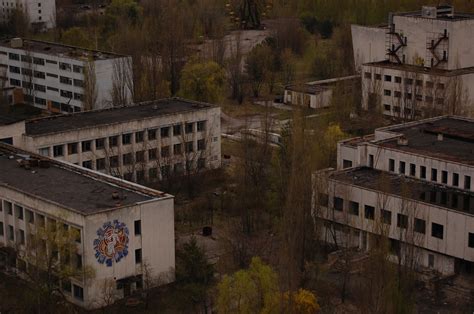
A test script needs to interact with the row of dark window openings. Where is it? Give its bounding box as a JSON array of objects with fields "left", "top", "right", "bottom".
[
  {"left": 329, "top": 196, "right": 474, "bottom": 245},
  {"left": 8, "top": 53, "right": 84, "bottom": 73},
  {"left": 364, "top": 72, "right": 445, "bottom": 90},
  {"left": 9, "top": 78, "right": 84, "bottom": 100},
  {"left": 0, "top": 222, "right": 83, "bottom": 267},
  {"left": 387, "top": 158, "right": 471, "bottom": 190},
  {"left": 47, "top": 123, "right": 206, "bottom": 158},
  {"left": 9, "top": 66, "right": 84, "bottom": 86},
  {"left": 78, "top": 150, "right": 206, "bottom": 175},
  {"left": 50, "top": 138, "right": 207, "bottom": 161},
  {"left": 116, "top": 158, "right": 207, "bottom": 183},
  {"left": 383, "top": 104, "right": 422, "bottom": 116},
  {"left": 0, "top": 200, "right": 82, "bottom": 243},
  {"left": 14, "top": 94, "right": 81, "bottom": 114},
  {"left": 13, "top": 258, "right": 85, "bottom": 302},
  {"left": 382, "top": 89, "right": 444, "bottom": 104},
  {"left": 1, "top": 2, "right": 25, "bottom": 8},
  {"left": 75, "top": 151, "right": 207, "bottom": 179},
  {"left": 133, "top": 220, "right": 143, "bottom": 264}
]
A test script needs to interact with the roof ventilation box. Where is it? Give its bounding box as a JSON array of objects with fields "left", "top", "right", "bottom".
[
  {"left": 10, "top": 38, "right": 23, "bottom": 48},
  {"left": 422, "top": 6, "right": 437, "bottom": 18},
  {"left": 397, "top": 136, "right": 409, "bottom": 146}
]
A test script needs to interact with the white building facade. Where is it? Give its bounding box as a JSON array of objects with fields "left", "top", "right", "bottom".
[
  {"left": 0, "top": 0, "right": 56, "bottom": 30},
  {"left": 0, "top": 38, "right": 132, "bottom": 113},
  {"left": 314, "top": 116, "right": 474, "bottom": 275},
  {"left": 352, "top": 5, "right": 474, "bottom": 119},
  {"left": 0, "top": 143, "right": 175, "bottom": 309},
  {"left": 284, "top": 76, "right": 360, "bottom": 109},
  {"left": 0, "top": 98, "right": 222, "bottom": 183}
]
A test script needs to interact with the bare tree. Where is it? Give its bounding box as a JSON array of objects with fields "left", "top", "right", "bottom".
[
  {"left": 21, "top": 50, "right": 36, "bottom": 107},
  {"left": 445, "top": 74, "right": 469, "bottom": 116},
  {"left": 83, "top": 60, "right": 98, "bottom": 111},
  {"left": 15, "top": 215, "right": 95, "bottom": 313},
  {"left": 110, "top": 57, "right": 133, "bottom": 107},
  {"left": 94, "top": 279, "right": 117, "bottom": 312},
  {"left": 226, "top": 31, "right": 245, "bottom": 104}
]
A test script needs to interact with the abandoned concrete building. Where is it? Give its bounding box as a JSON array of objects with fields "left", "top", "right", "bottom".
[
  {"left": 283, "top": 75, "right": 360, "bottom": 109},
  {"left": 0, "top": 98, "right": 221, "bottom": 183},
  {"left": 0, "top": 143, "right": 175, "bottom": 309},
  {"left": 352, "top": 5, "right": 474, "bottom": 119},
  {"left": 0, "top": 0, "right": 56, "bottom": 30},
  {"left": 314, "top": 116, "right": 474, "bottom": 275},
  {"left": 0, "top": 37, "right": 132, "bottom": 113}
]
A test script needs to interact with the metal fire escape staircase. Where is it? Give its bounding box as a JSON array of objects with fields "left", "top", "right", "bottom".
[
  {"left": 427, "top": 29, "right": 449, "bottom": 68},
  {"left": 386, "top": 24, "right": 407, "bottom": 64}
]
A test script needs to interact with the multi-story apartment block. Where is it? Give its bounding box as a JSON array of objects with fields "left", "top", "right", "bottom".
[
  {"left": 0, "top": 142, "right": 175, "bottom": 308},
  {"left": 0, "top": 38, "right": 133, "bottom": 113},
  {"left": 352, "top": 5, "right": 474, "bottom": 119},
  {"left": 0, "top": 0, "right": 56, "bottom": 30},
  {"left": 313, "top": 116, "right": 474, "bottom": 275},
  {"left": 0, "top": 98, "right": 221, "bottom": 183}
]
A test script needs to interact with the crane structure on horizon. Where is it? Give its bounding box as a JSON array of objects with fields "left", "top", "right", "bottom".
[{"left": 226, "top": 0, "right": 273, "bottom": 30}]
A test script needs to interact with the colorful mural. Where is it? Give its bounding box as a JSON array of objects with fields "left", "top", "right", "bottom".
[{"left": 93, "top": 220, "right": 129, "bottom": 267}]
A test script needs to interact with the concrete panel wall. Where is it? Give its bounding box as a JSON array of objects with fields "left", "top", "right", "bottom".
[
  {"left": 9, "top": 106, "right": 221, "bottom": 179},
  {"left": 361, "top": 64, "right": 474, "bottom": 117},
  {"left": 364, "top": 144, "right": 474, "bottom": 192},
  {"left": 94, "top": 57, "right": 133, "bottom": 109},
  {"left": 393, "top": 16, "right": 452, "bottom": 68},
  {"left": 323, "top": 179, "right": 474, "bottom": 265},
  {"left": 351, "top": 25, "right": 388, "bottom": 72},
  {"left": 0, "top": 121, "right": 25, "bottom": 146},
  {"left": 83, "top": 197, "right": 174, "bottom": 308},
  {"left": 449, "top": 20, "right": 474, "bottom": 69}
]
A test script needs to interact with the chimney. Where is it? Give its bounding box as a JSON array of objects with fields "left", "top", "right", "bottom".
[
  {"left": 397, "top": 136, "right": 409, "bottom": 146},
  {"left": 10, "top": 38, "right": 23, "bottom": 48},
  {"left": 437, "top": 133, "right": 444, "bottom": 141}
]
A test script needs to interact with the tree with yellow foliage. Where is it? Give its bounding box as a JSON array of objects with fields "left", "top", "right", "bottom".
[
  {"left": 217, "top": 257, "right": 320, "bottom": 314},
  {"left": 179, "top": 59, "right": 226, "bottom": 103},
  {"left": 277, "top": 289, "right": 321, "bottom": 314}
]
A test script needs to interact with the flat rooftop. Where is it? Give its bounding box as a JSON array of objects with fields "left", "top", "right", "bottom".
[
  {"left": 0, "top": 38, "right": 126, "bottom": 60},
  {"left": 25, "top": 98, "right": 217, "bottom": 136},
  {"left": 364, "top": 60, "right": 474, "bottom": 76},
  {"left": 0, "top": 143, "right": 168, "bottom": 215},
  {"left": 0, "top": 103, "right": 43, "bottom": 126},
  {"left": 286, "top": 83, "right": 329, "bottom": 95},
  {"left": 286, "top": 76, "right": 360, "bottom": 94},
  {"left": 331, "top": 167, "right": 474, "bottom": 215},
  {"left": 394, "top": 6, "right": 474, "bottom": 21},
  {"left": 379, "top": 116, "right": 474, "bottom": 165}
]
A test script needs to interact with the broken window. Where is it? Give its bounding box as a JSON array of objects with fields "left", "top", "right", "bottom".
[
  {"left": 389, "top": 159, "right": 395, "bottom": 172},
  {"left": 122, "top": 133, "right": 132, "bottom": 145},
  {"left": 414, "top": 218, "right": 426, "bottom": 234},
  {"left": 161, "top": 127, "right": 170, "bottom": 138},
  {"left": 333, "top": 197, "right": 343, "bottom": 211},
  {"left": 431, "top": 223, "right": 444, "bottom": 239},
  {"left": 53, "top": 145, "right": 64, "bottom": 157},
  {"left": 185, "top": 123, "right": 194, "bottom": 134},
  {"left": 349, "top": 201, "right": 359, "bottom": 216},
  {"left": 397, "top": 214, "right": 408, "bottom": 229},
  {"left": 364, "top": 205, "right": 375, "bottom": 220},
  {"left": 381, "top": 209, "right": 391, "bottom": 225},
  {"left": 135, "top": 131, "right": 144, "bottom": 143}
]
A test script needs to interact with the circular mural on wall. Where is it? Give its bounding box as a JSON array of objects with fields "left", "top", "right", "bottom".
[{"left": 93, "top": 220, "right": 129, "bottom": 267}]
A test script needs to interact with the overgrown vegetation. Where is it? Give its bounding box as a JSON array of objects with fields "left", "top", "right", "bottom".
[{"left": 2, "top": 0, "right": 472, "bottom": 313}]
